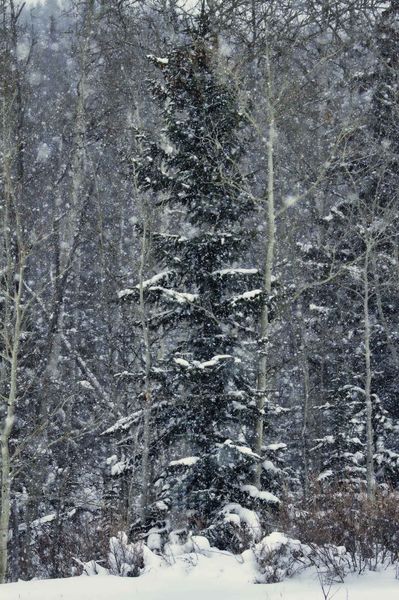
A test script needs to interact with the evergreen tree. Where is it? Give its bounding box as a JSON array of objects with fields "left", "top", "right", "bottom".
[{"left": 118, "top": 13, "right": 282, "bottom": 551}]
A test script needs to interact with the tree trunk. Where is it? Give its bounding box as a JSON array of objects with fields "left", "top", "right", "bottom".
[
  {"left": 255, "top": 54, "right": 276, "bottom": 487},
  {"left": 364, "top": 242, "right": 375, "bottom": 500},
  {"left": 0, "top": 261, "right": 24, "bottom": 584},
  {"left": 139, "top": 210, "right": 152, "bottom": 524},
  {"left": 300, "top": 328, "right": 311, "bottom": 500}
]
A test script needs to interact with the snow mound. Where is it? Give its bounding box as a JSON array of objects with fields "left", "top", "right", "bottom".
[{"left": 2, "top": 559, "right": 398, "bottom": 600}]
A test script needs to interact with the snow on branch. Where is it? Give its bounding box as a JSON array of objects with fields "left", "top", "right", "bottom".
[
  {"left": 241, "top": 485, "right": 280, "bottom": 504},
  {"left": 117, "top": 271, "right": 173, "bottom": 299},
  {"left": 173, "top": 355, "right": 241, "bottom": 370},
  {"left": 169, "top": 456, "right": 200, "bottom": 467},
  {"left": 230, "top": 289, "right": 263, "bottom": 306}
]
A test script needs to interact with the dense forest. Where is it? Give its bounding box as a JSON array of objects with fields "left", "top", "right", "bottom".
[{"left": 0, "top": 0, "right": 399, "bottom": 586}]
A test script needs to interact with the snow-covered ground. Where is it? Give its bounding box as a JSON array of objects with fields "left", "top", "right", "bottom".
[{"left": 2, "top": 549, "right": 398, "bottom": 600}]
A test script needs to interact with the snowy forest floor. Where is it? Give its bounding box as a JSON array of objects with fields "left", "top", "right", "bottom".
[{"left": 3, "top": 550, "right": 398, "bottom": 600}]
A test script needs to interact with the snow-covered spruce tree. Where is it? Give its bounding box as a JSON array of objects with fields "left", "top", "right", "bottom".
[{"left": 123, "top": 14, "right": 282, "bottom": 551}]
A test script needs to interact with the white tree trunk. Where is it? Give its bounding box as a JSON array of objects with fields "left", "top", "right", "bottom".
[
  {"left": 364, "top": 242, "right": 376, "bottom": 500},
  {"left": 138, "top": 214, "right": 152, "bottom": 523},
  {"left": 0, "top": 261, "right": 24, "bottom": 584},
  {"left": 255, "top": 60, "right": 276, "bottom": 487},
  {"left": 300, "top": 328, "right": 311, "bottom": 500}
]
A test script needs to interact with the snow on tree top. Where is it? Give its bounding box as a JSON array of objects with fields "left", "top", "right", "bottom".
[
  {"left": 174, "top": 357, "right": 191, "bottom": 368},
  {"left": 265, "top": 443, "right": 287, "bottom": 451},
  {"left": 102, "top": 411, "right": 142, "bottom": 435},
  {"left": 309, "top": 304, "right": 330, "bottom": 314},
  {"left": 147, "top": 54, "right": 169, "bottom": 65},
  {"left": 19, "top": 510, "right": 77, "bottom": 533},
  {"left": 317, "top": 469, "right": 333, "bottom": 481},
  {"left": 344, "top": 265, "right": 363, "bottom": 281},
  {"left": 117, "top": 271, "right": 172, "bottom": 298},
  {"left": 118, "top": 288, "right": 135, "bottom": 299},
  {"left": 78, "top": 380, "right": 94, "bottom": 390},
  {"left": 155, "top": 501, "right": 169, "bottom": 511},
  {"left": 241, "top": 484, "right": 280, "bottom": 503},
  {"left": 174, "top": 355, "right": 241, "bottom": 369},
  {"left": 169, "top": 456, "right": 199, "bottom": 467},
  {"left": 230, "top": 289, "right": 262, "bottom": 305},
  {"left": 258, "top": 531, "right": 291, "bottom": 548},
  {"left": 106, "top": 455, "right": 118, "bottom": 465},
  {"left": 223, "top": 439, "right": 260, "bottom": 459},
  {"left": 212, "top": 268, "right": 259, "bottom": 277},
  {"left": 138, "top": 271, "right": 173, "bottom": 289},
  {"left": 221, "top": 503, "right": 262, "bottom": 540},
  {"left": 197, "top": 355, "right": 241, "bottom": 369},
  {"left": 262, "top": 460, "right": 281, "bottom": 473},
  {"left": 155, "top": 233, "right": 188, "bottom": 242},
  {"left": 151, "top": 286, "right": 197, "bottom": 304},
  {"left": 111, "top": 460, "right": 129, "bottom": 476}
]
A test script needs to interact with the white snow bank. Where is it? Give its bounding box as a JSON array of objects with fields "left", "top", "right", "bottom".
[{"left": 3, "top": 563, "right": 398, "bottom": 600}]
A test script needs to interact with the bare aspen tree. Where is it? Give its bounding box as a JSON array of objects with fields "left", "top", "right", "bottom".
[
  {"left": 372, "top": 254, "right": 399, "bottom": 368},
  {"left": 299, "top": 325, "right": 311, "bottom": 500},
  {"left": 254, "top": 44, "right": 276, "bottom": 486},
  {"left": 359, "top": 187, "right": 394, "bottom": 501},
  {"left": 138, "top": 207, "right": 152, "bottom": 523},
  {"left": 130, "top": 125, "right": 154, "bottom": 523},
  {"left": 0, "top": 254, "right": 25, "bottom": 584},
  {"left": 45, "top": 0, "right": 96, "bottom": 382},
  {"left": 234, "top": 1, "right": 341, "bottom": 487},
  {"left": 19, "top": 1, "right": 99, "bottom": 576},
  {"left": 363, "top": 238, "right": 376, "bottom": 500},
  {"left": 246, "top": 1, "right": 361, "bottom": 488},
  {"left": 341, "top": 154, "right": 397, "bottom": 500},
  {"left": 0, "top": 0, "right": 27, "bottom": 582}
]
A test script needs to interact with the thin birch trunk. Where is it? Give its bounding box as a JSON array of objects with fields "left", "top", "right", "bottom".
[
  {"left": 364, "top": 241, "right": 375, "bottom": 500},
  {"left": 63, "top": 0, "right": 93, "bottom": 263},
  {"left": 139, "top": 210, "right": 152, "bottom": 524},
  {"left": 255, "top": 50, "right": 276, "bottom": 486},
  {"left": 0, "top": 27, "right": 25, "bottom": 575},
  {"left": 300, "top": 330, "right": 311, "bottom": 500},
  {"left": 0, "top": 258, "right": 24, "bottom": 584},
  {"left": 372, "top": 253, "right": 398, "bottom": 367}
]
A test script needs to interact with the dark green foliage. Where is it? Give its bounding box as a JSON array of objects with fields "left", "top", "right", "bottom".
[{"left": 130, "top": 16, "right": 282, "bottom": 547}]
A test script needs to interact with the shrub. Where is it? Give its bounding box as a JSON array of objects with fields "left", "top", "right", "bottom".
[
  {"left": 253, "top": 532, "right": 311, "bottom": 582},
  {"left": 108, "top": 532, "right": 144, "bottom": 577},
  {"left": 281, "top": 483, "right": 399, "bottom": 573}
]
